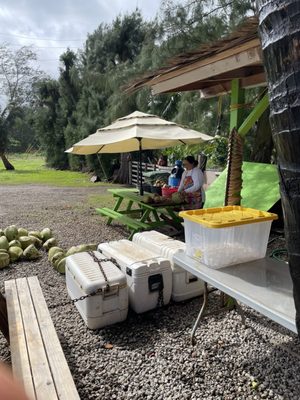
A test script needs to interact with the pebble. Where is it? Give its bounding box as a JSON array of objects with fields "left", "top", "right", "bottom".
[{"left": 0, "top": 185, "right": 300, "bottom": 399}]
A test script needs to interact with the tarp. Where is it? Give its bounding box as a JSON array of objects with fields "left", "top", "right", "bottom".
[{"left": 204, "top": 162, "right": 280, "bottom": 211}]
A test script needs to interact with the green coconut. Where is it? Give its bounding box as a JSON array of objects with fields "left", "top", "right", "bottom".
[
  {"left": 43, "top": 237, "right": 58, "bottom": 251},
  {"left": 56, "top": 257, "right": 66, "bottom": 274},
  {"left": 0, "top": 229, "right": 5, "bottom": 237},
  {"left": 9, "top": 239, "right": 22, "bottom": 248},
  {"left": 51, "top": 251, "right": 65, "bottom": 267},
  {"left": 66, "top": 246, "right": 79, "bottom": 257},
  {"left": 84, "top": 243, "right": 97, "bottom": 251},
  {"left": 0, "top": 252, "right": 10, "bottom": 269},
  {"left": 0, "top": 236, "right": 9, "bottom": 251},
  {"left": 8, "top": 246, "right": 23, "bottom": 262},
  {"left": 171, "top": 192, "right": 183, "bottom": 205},
  {"left": 40, "top": 228, "right": 53, "bottom": 242},
  {"left": 29, "top": 236, "right": 43, "bottom": 248},
  {"left": 77, "top": 244, "right": 97, "bottom": 252},
  {"left": 23, "top": 244, "right": 40, "bottom": 260},
  {"left": 28, "top": 231, "right": 42, "bottom": 240},
  {"left": 18, "top": 228, "right": 28, "bottom": 237},
  {"left": 48, "top": 246, "right": 64, "bottom": 261},
  {"left": 4, "top": 225, "right": 18, "bottom": 242},
  {"left": 19, "top": 236, "right": 35, "bottom": 250}
]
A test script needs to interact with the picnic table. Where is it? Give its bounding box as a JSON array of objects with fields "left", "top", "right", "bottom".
[
  {"left": 173, "top": 252, "right": 297, "bottom": 344},
  {"left": 96, "top": 188, "right": 183, "bottom": 239}
]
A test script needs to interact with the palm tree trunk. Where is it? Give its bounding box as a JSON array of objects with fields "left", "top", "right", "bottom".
[
  {"left": 257, "top": 0, "right": 300, "bottom": 335},
  {"left": 113, "top": 153, "right": 130, "bottom": 184},
  {"left": 250, "top": 107, "right": 273, "bottom": 163},
  {"left": 0, "top": 153, "right": 15, "bottom": 170}
]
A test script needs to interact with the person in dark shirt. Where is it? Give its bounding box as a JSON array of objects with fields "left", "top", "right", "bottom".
[{"left": 171, "top": 160, "right": 184, "bottom": 180}]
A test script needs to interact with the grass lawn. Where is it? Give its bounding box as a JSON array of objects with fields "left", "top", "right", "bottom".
[
  {"left": 88, "top": 193, "right": 115, "bottom": 208},
  {"left": 0, "top": 154, "right": 114, "bottom": 187}
]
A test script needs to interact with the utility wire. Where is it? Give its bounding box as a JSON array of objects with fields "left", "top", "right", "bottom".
[
  {"left": 0, "top": 32, "right": 84, "bottom": 41},
  {"left": 7, "top": 44, "right": 79, "bottom": 49}
]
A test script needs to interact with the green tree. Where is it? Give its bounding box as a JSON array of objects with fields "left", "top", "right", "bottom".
[
  {"left": 0, "top": 45, "right": 43, "bottom": 169},
  {"left": 35, "top": 79, "right": 68, "bottom": 169},
  {"left": 7, "top": 107, "right": 38, "bottom": 153}
]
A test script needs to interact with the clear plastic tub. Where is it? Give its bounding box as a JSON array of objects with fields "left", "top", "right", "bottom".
[{"left": 180, "top": 206, "right": 278, "bottom": 269}]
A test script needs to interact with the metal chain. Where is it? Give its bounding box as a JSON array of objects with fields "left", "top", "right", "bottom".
[
  {"left": 48, "top": 251, "right": 165, "bottom": 311},
  {"left": 157, "top": 286, "right": 164, "bottom": 308},
  {"left": 48, "top": 252, "right": 119, "bottom": 309},
  {"left": 87, "top": 251, "right": 110, "bottom": 290}
]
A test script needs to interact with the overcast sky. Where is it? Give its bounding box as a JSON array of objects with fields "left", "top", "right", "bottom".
[{"left": 0, "top": 0, "right": 162, "bottom": 77}]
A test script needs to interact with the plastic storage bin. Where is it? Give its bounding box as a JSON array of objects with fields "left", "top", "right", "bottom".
[
  {"left": 66, "top": 251, "right": 128, "bottom": 329},
  {"left": 133, "top": 231, "right": 204, "bottom": 301},
  {"left": 98, "top": 240, "right": 172, "bottom": 313},
  {"left": 180, "top": 206, "right": 278, "bottom": 269}
]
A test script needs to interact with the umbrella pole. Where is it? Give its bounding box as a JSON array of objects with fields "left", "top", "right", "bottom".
[{"left": 138, "top": 138, "right": 144, "bottom": 196}]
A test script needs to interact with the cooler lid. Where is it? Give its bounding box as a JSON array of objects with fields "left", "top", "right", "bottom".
[
  {"left": 66, "top": 251, "right": 126, "bottom": 294},
  {"left": 99, "top": 240, "right": 171, "bottom": 276}
]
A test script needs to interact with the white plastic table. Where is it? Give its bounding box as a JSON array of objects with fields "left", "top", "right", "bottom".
[{"left": 173, "top": 253, "right": 297, "bottom": 341}]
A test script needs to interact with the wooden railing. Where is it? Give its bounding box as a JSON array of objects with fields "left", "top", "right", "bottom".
[{"left": 129, "top": 161, "right": 172, "bottom": 186}]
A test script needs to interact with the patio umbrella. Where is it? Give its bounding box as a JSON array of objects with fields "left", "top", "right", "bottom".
[{"left": 67, "top": 111, "right": 212, "bottom": 195}]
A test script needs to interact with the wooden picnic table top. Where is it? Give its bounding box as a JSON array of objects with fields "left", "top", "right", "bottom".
[{"left": 107, "top": 188, "right": 183, "bottom": 209}]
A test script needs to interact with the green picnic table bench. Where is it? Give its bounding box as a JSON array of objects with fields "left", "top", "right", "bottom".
[
  {"left": 96, "top": 189, "right": 183, "bottom": 239},
  {"left": 96, "top": 207, "right": 150, "bottom": 239}
]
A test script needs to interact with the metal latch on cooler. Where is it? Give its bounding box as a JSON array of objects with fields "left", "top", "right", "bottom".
[{"left": 102, "top": 283, "right": 121, "bottom": 298}]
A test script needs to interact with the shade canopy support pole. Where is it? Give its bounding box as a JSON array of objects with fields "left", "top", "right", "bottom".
[{"left": 137, "top": 138, "right": 144, "bottom": 196}]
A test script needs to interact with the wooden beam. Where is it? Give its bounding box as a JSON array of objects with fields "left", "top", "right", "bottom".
[
  {"left": 200, "top": 72, "right": 266, "bottom": 98},
  {"left": 151, "top": 47, "right": 263, "bottom": 95},
  {"left": 230, "top": 79, "right": 245, "bottom": 131},
  {"left": 238, "top": 92, "right": 269, "bottom": 136}
]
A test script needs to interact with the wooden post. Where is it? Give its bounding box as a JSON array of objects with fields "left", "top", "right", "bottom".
[
  {"left": 0, "top": 293, "right": 9, "bottom": 343},
  {"left": 128, "top": 159, "right": 132, "bottom": 185}
]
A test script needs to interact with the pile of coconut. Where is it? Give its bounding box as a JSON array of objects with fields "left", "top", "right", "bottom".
[{"left": 0, "top": 225, "right": 96, "bottom": 273}]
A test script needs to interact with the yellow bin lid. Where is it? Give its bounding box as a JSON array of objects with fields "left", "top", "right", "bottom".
[{"left": 179, "top": 206, "right": 278, "bottom": 228}]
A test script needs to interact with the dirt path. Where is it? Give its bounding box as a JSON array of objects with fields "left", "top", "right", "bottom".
[{"left": 0, "top": 185, "right": 125, "bottom": 249}]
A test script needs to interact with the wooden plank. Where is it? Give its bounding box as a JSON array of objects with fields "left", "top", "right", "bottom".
[
  {"left": 150, "top": 38, "right": 262, "bottom": 86},
  {"left": 28, "top": 277, "right": 80, "bottom": 400},
  {"left": 151, "top": 47, "right": 262, "bottom": 95},
  {"left": 16, "top": 278, "right": 58, "bottom": 400},
  {"left": 5, "top": 279, "right": 36, "bottom": 400}
]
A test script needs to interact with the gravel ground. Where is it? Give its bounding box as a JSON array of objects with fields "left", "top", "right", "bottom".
[{"left": 0, "top": 185, "right": 300, "bottom": 400}]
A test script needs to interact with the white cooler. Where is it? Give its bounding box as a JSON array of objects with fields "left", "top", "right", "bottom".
[
  {"left": 133, "top": 231, "right": 204, "bottom": 302},
  {"left": 66, "top": 251, "right": 128, "bottom": 329},
  {"left": 98, "top": 240, "right": 172, "bottom": 314}
]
